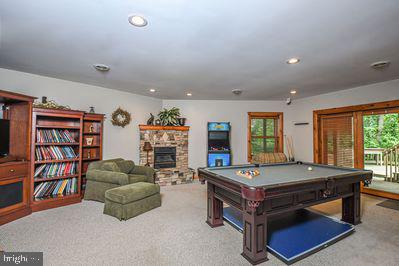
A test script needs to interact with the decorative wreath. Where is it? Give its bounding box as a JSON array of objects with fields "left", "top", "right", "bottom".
[{"left": 111, "top": 107, "right": 131, "bottom": 128}]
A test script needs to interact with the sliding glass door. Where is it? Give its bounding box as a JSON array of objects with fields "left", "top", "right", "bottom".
[
  {"left": 361, "top": 109, "right": 399, "bottom": 197},
  {"left": 314, "top": 100, "right": 399, "bottom": 200}
]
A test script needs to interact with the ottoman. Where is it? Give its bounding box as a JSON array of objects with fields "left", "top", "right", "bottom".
[{"left": 104, "top": 182, "right": 161, "bottom": 221}]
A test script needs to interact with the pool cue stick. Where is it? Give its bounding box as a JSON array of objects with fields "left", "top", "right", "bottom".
[
  {"left": 285, "top": 135, "right": 292, "bottom": 159},
  {"left": 287, "top": 136, "right": 293, "bottom": 161},
  {"left": 284, "top": 135, "right": 290, "bottom": 158},
  {"left": 290, "top": 136, "right": 295, "bottom": 160},
  {"left": 287, "top": 136, "right": 292, "bottom": 160}
]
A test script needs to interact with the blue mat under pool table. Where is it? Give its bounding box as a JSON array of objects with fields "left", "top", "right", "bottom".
[{"left": 223, "top": 207, "right": 354, "bottom": 264}]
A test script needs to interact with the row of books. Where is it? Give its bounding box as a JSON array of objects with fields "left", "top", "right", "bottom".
[
  {"left": 36, "top": 129, "right": 76, "bottom": 143},
  {"left": 35, "top": 146, "right": 78, "bottom": 161},
  {"left": 34, "top": 162, "right": 78, "bottom": 178},
  {"left": 34, "top": 178, "right": 78, "bottom": 199}
]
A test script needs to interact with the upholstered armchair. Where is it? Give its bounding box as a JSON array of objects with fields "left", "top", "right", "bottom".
[{"left": 84, "top": 158, "right": 155, "bottom": 202}]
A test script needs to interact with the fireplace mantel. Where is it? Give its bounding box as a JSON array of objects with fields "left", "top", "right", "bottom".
[{"left": 139, "top": 125, "right": 190, "bottom": 131}]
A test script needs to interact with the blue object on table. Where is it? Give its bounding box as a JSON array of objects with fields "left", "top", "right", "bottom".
[{"left": 223, "top": 207, "right": 354, "bottom": 264}]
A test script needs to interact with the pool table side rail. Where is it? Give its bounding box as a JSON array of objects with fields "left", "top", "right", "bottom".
[{"left": 198, "top": 162, "right": 373, "bottom": 190}]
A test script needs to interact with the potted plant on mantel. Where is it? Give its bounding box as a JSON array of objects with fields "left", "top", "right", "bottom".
[
  {"left": 157, "top": 107, "right": 186, "bottom": 126},
  {"left": 158, "top": 107, "right": 180, "bottom": 126}
]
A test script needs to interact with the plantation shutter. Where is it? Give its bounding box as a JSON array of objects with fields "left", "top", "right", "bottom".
[{"left": 320, "top": 113, "right": 354, "bottom": 167}]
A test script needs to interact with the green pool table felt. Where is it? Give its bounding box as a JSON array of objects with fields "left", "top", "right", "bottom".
[{"left": 203, "top": 162, "right": 362, "bottom": 188}]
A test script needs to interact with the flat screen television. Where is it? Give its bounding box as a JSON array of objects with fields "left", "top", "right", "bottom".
[{"left": 0, "top": 119, "right": 10, "bottom": 157}]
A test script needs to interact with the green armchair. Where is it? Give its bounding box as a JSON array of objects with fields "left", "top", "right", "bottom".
[{"left": 84, "top": 158, "right": 155, "bottom": 202}]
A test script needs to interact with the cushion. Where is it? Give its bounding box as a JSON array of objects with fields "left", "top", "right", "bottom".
[
  {"left": 128, "top": 174, "right": 148, "bottom": 184},
  {"left": 105, "top": 182, "right": 160, "bottom": 204},
  {"left": 115, "top": 160, "right": 135, "bottom": 174},
  {"left": 101, "top": 162, "right": 121, "bottom": 172},
  {"left": 252, "top": 152, "right": 287, "bottom": 164},
  {"left": 88, "top": 158, "right": 124, "bottom": 171}
]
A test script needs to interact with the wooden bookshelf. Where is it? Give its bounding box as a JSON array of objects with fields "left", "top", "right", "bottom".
[
  {"left": 34, "top": 174, "right": 79, "bottom": 182},
  {"left": 30, "top": 193, "right": 81, "bottom": 212},
  {"left": 30, "top": 108, "right": 83, "bottom": 212},
  {"left": 34, "top": 158, "right": 80, "bottom": 164},
  {"left": 36, "top": 142, "right": 79, "bottom": 146},
  {"left": 36, "top": 125, "right": 81, "bottom": 129},
  {"left": 81, "top": 113, "right": 104, "bottom": 196}
]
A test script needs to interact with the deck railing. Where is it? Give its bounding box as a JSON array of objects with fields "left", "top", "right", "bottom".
[{"left": 383, "top": 144, "right": 399, "bottom": 182}]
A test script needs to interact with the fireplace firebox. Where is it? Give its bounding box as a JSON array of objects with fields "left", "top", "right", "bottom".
[{"left": 154, "top": 147, "right": 176, "bottom": 169}]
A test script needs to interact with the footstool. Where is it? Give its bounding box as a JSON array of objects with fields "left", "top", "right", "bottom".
[{"left": 104, "top": 182, "right": 161, "bottom": 220}]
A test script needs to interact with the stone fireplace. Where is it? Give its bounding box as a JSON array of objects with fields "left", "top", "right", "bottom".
[{"left": 139, "top": 125, "right": 194, "bottom": 186}]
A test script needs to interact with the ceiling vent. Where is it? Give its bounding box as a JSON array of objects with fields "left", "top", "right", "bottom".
[
  {"left": 370, "top": 61, "right": 390, "bottom": 70},
  {"left": 93, "top": 64, "right": 110, "bottom": 72},
  {"left": 232, "top": 89, "right": 242, "bottom": 96}
]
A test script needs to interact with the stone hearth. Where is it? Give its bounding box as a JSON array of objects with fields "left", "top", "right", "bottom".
[{"left": 139, "top": 125, "right": 194, "bottom": 186}]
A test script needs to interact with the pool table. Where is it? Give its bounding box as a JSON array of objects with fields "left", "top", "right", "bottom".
[{"left": 198, "top": 161, "right": 372, "bottom": 265}]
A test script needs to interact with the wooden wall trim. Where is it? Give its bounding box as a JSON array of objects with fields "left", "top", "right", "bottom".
[
  {"left": 247, "top": 112, "right": 284, "bottom": 117},
  {"left": 314, "top": 99, "right": 399, "bottom": 115},
  {"left": 313, "top": 112, "right": 320, "bottom": 163}
]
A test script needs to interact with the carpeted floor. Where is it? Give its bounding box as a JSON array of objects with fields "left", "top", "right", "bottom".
[{"left": 1, "top": 182, "right": 399, "bottom": 266}]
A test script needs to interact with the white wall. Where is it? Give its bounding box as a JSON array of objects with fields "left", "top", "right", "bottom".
[
  {"left": 0, "top": 68, "right": 162, "bottom": 162},
  {"left": 162, "top": 100, "right": 287, "bottom": 169},
  {"left": 285, "top": 79, "right": 399, "bottom": 162},
  {"left": 1, "top": 67, "right": 398, "bottom": 169},
  {"left": 164, "top": 79, "right": 399, "bottom": 169}
]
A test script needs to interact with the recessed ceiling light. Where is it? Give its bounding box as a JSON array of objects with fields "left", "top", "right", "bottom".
[
  {"left": 370, "top": 61, "right": 390, "bottom": 70},
  {"left": 186, "top": 93, "right": 192, "bottom": 96},
  {"left": 128, "top": 15, "right": 148, "bottom": 27},
  {"left": 93, "top": 64, "right": 110, "bottom": 72},
  {"left": 290, "top": 90, "right": 297, "bottom": 95},
  {"left": 287, "top": 58, "right": 300, "bottom": 64},
  {"left": 232, "top": 89, "right": 242, "bottom": 95},
  {"left": 149, "top": 88, "right": 156, "bottom": 93}
]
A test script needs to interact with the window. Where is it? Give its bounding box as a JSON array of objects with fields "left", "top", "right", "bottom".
[{"left": 248, "top": 112, "right": 283, "bottom": 162}]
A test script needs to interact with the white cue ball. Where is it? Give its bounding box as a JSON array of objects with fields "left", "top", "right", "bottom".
[{"left": 307, "top": 166, "right": 313, "bottom": 171}]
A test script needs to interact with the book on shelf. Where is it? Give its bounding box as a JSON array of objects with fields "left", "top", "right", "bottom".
[
  {"left": 34, "top": 162, "right": 78, "bottom": 178},
  {"left": 35, "top": 146, "right": 78, "bottom": 161},
  {"left": 36, "top": 129, "right": 77, "bottom": 143},
  {"left": 34, "top": 178, "right": 78, "bottom": 199}
]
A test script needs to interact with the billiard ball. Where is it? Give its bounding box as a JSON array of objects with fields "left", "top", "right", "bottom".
[{"left": 307, "top": 166, "right": 313, "bottom": 171}]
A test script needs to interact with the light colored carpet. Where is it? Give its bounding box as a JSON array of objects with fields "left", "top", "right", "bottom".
[{"left": 1, "top": 182, "right": 399, "bottom": 266}]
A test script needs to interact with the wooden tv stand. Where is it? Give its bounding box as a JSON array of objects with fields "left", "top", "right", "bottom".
[
  {"left": 0, "top": 155, "right": 19, "bottom": 164},
  {"left": 0, "top": 90, "right": 35, "bottom": 225}
]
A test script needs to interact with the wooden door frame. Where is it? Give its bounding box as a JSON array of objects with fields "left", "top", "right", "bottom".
[{"left": 313, "top": 99, "right": 399, "bottom": 200}]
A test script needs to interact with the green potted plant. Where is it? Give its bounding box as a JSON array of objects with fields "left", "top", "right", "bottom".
[{"left": 158, "top": 107, "right": 181, "bottom": 126}]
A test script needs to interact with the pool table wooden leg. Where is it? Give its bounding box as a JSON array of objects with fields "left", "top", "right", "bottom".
[
  {"left": 206, "top": 183, "right": 224, "bottom": 227},
  {"left": 241, "top": 202, "right": 268, "bottom": 265},
  {"left": 342, "top": 183, "right": 361, "bottom": 225}
]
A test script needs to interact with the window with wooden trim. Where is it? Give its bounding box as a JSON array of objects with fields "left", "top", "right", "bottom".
[{"left": 247, "top": 112, "right": 284, "bottom": 162}]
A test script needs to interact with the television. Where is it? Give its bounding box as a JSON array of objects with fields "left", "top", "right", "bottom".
[{"left": 0, "top": 119, "right": 10, "bottom": 157}]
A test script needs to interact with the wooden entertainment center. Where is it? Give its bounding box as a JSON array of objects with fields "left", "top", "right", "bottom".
[
  {"left": 0, "top": 90, "right": 104, "bottom": 225},
  {"left": 0, "top": 90, "right": 35, "bottom": 225}
]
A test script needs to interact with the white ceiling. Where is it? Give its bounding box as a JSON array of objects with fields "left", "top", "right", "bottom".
[{"left": 0, "top": 0, "right": 398, "bottom": 100}]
